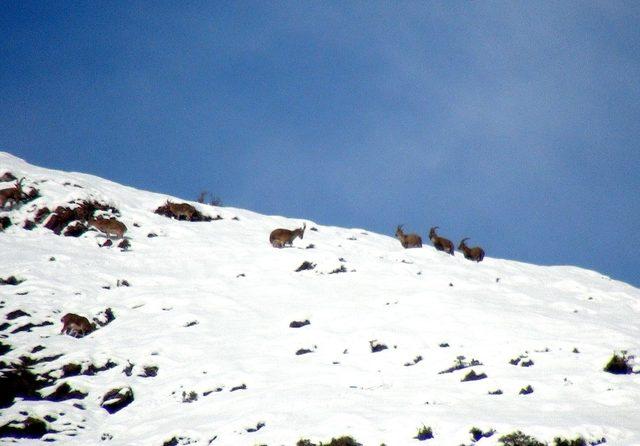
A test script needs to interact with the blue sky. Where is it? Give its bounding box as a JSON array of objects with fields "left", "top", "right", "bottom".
[{"left": 2, "top": 2, "right": 639, "bottom": 287}]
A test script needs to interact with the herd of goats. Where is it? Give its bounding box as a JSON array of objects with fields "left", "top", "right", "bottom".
[
  {"left": 1, "top": 176, "right": 484, "bottom": 262},
  {"left": 269, "top": 222, "right": 486, "bottom": 262}
]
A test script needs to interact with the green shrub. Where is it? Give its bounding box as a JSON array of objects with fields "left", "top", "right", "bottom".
[
  {"left": 415, "top": 425, "right": 433, "bottom": 441},
  {"left": 498, "top": 430, "right": 545, "bottom": 446}
]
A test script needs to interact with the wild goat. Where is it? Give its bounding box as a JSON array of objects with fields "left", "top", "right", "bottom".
[
  {"left": 429, "top": 226, "right": 454, "bottom": 255},
  {"left": 60, "top": 313, "right": 94, "bottom": 337},
  {"left": 269, "top": 223, "right": 306, "bottom": 248},
  {"left": 458, "top": 238, "right": 485, "bottom": 262},
  {"left": 88, "top": 216, "right": 127, "bottom": 239},
  {"left": 166, "top": 200, "right": 197, "bottom": 220},
  {"left": 395, "top": 225, "right": 422, "bottom": 248},
  {"left": 0, "top": 177, "right": 24, "bottom": 209}
]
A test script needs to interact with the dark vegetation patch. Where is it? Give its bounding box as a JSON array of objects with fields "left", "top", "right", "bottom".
[
  {"left": 117, "top": 279, "right": 130, "bottom": 287},
  {"left": 147, "top": 232, "right": 158, "bottom": 238},
  {"left": 290, "top": 319, "right": 310, "bottom": 328},
  {"left": 498, "top": 431, "right": 545, "bottom": 446},
  {"left": 604, "top": 352, "right": 634, "bottom": 374},
  {"left": 246, "top": 421, "right": 265, "bottom": 433},
  {"left": 461, "top": 370, "right": 487, "bottom": 382},
  {"left": 93, "top": 308, "right": 115, "bottom": 327},
  {"left": 101, "top": 387, "right": 134, "bottom": 414},
  {"left": 415, "top": 425, "right": 434, "bottom": 441},
  {"left": 0, "top": 216, "right": 11, "bottom": 231},
  {"left": 470, "top": 427, "right": 495, "bottom": 441},
  {"left": 6, "top": 309, "right": 30, "bottom": 320},
  {"left": 154, "top": 202, "right": 221, "bottom": 222},
  {"left": 163, "top": 436, "right": 197, "bottom": 446},
  {"left": 35, "top": 207, "right": 51, "bottom": 224},
  {"left": 0, "top": 322, "right": 9, "bottom": 332},
  {"left": 1, "top": 276, "right": 25, "bottom": 285},
  {"left": 12, "top": 320, "right": 54, "bottom": 334},
  {"left": 0, "top": 361, "right": 54, "bottom": 409},
  {"left": 369, "top": 340, "right": 388, "bottom": 353},
  {"left": 438, "top": 355, "right": 482, "bottom": 374},
  {"left": 44, "top": 382, "right": 88, "bottom": 402},
  {"left": 488, "top": 389, "right": 503, "bottom": 395},
  {"left": 306, "top": 244, "right": 316, "bottom": 249},
  {"left": 404, "top": 355, "right": 423, "bottom": 366},
  {"left": 0, "top": 416, "right": 53, "bottom": 439},
  {"left": 63, "top": 222, "right": 88, "bottom": 237},
  {"left": 45, "top": 200, "right": 119, "bottom": 235},
  {"left": 230, "top": 383, "right": 246, "bottom": 392},
  {"left": 0, "top": 341, "right": 13, "bottom": 354},
  {"left": 296, "top": 261, "right": 316, "bottom": 272},
  {"left": 31, "top": 345, "right": 46, "bottom": 354},
  {"left": 439, "top": 342, "right": 450, "bottom": 348},
  {"left": 118, "top": 239, "right": 131, "bottom": 251},
  {"left": 519, "top": 385, "right": 534, "bottom": 395},
  {"left": 184, "top": 320, "right": 198, "bottom": 327},
  {"left": 181, "top": 391, "right": 198, "bottom": 403},
  {"left": 297, "top": 436, "right": 362, "bottom": 446},
  {"left": 0, "top": 172, "right": 17, "bottom": 182},
  {"left": 296, "top": 348, "right": 314, "bottom": 355},
  {"left": 139, "top": 365, "right": 158, "bottom": 377},
  {"left": 329, "top": 265, "right": 348, "bottom": 274},
  {"left": 23, "top": 219, "right": 36, "bottom": 230}
]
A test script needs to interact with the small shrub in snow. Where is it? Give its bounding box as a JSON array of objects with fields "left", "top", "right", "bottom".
[
  {"left": 329, "top": 265, "right": 348, "bottom": 274},
  {"left": 101, "top": 387, "right": 134, "bottom": 414},
  {"left": 415, "top": 425, "right": 433, "bottom": 440},
  {"left": 296, "top": 261, "right": 316, "bottom": 272},
  {"left": 488, "top": 389, "right": 503, "bottom": 395},
  {"left": 181, "top": 391, "right": 198, "bottom": 403},
  {"left": 461, "top": 370, "right": 487, "bottom": 382},
  {"left": 439, "top": 356, "right": 482, "bottom": 374},
  {"left": 470, "top": 427, "right": 495, "bottom": 441},
  {"left": 0, "top": 276, "right": 24, "bottom": 286},
  {"left": 519, "top": 385, "right": 534, "bottom": 395},
  {"left": 369, "top": 340, "right": 388, "bottom": 353},
  {"left": 290, "top": 319, "right": 310, "bottom": 328},
  {"left": 603, "top": 352, "right": 633, "bottom": 374},
  {"left": 0, "top": 216, "right": 12, "bottom": 231},
  {"left": 498, "top": 431, "right": 545, "bottom": 446},
  {"left": 553, "top": 437, "right": 587, "bottom": 446},
  {"left": 404, "top": 355, "right": 423, "bottom": 366},
  {"left": 296, "top": 348, "right": 314, "bottom": 355},
  {"left": 246, "top": 421, "right": 265, "bottom": 432},
  {"left": 0, "top": 416, "right": 50, "bottom": 439},
  {"left": 297, "top": 437, "right": 362, "bottom": 446},
  {"left": 230, "top": 383, "right": 246, "bottom": 392}
]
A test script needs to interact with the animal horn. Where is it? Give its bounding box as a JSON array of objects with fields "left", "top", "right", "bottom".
[{"left": 461, "top": 237, "right": 470, "bottom": 243}]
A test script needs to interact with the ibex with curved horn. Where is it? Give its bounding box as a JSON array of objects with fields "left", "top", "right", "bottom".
[
  {"left": 458, "top": 238, "right": 485, "bottom": 262},
  {"left": 0, "top": 177, "right": 24, "bottom": 209},
  {"left": 395, "top": 225, "right": 422, "bottom": 249},
  {"left": 429, "top": 226, "right": 454, "bottom": 255},
  {"left": 269, "top": 223, "right": 306, "bottom": 248}
]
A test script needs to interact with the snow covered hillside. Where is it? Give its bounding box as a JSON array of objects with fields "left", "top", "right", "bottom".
[{"left": 1, "top": 152, "right": 639, "bottom": 446}]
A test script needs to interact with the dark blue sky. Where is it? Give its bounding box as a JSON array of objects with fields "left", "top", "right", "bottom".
[{"left": 2, "top": 2, "right": 639, "bottom": 287}]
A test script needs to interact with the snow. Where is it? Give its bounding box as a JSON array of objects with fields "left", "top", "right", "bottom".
[{"left": 1, "top": 152, "right": 639, "bottom": 445}]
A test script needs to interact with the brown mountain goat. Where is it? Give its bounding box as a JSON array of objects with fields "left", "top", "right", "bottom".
[
  {"left": 166, "top": 200, "right": 197, "bottom": 220},
  {"left": 395, "top": 225, "right": 422, "bottom": 248},
  {"left": 88, "top": 217, "right": 127, "bottom": 239},
  {"left": 269, "top": 223, "right": 306, "bottom": 248},
  {"left": 0, "top": 177, "right": 24, "bottom": 209},
  {"left": 458, "top": 238, "right": 485, "bottom": 262},
  {"left": 60, "top": 313, "right": 94, "bottom": 337},
  {"left": 429, "top": 226, "right": 454, "bottom": 255}
]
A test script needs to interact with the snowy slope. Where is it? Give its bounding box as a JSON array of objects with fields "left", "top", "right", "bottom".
[{"left": 1, "top": 152, "right": 639, "bottom": 446}]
